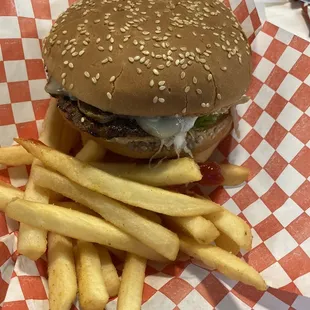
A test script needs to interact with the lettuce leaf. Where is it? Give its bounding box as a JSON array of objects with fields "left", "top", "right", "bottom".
[{"left": 194, "top": 114, "right": 222, "bottom": 128}]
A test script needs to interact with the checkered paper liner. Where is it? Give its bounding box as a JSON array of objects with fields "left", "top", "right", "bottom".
[{"left": 0, "top": 0, "right": 310, "bottom": 309}]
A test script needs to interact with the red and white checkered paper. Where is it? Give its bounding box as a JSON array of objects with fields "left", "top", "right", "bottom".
[{"left": 0, "top": 0, "right": 310, "bottom": 309}]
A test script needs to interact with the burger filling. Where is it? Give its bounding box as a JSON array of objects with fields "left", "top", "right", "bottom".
[{"left": 46, "top": 77, "right": 232, "bottom": 156}]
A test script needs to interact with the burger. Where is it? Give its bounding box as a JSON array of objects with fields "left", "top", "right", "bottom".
[{"left": 42, "top": 0, "right": 251, "bottom": 162}]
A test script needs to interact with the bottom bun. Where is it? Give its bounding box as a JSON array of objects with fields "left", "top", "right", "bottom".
[{"left": 83, "top": 115, "right": 232, "bottom": 162}]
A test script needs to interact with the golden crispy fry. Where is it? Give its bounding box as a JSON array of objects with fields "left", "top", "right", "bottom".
[
  {"left": 48, "top": 233, "right": 77, "bottom": 310},
  {"left": 132, "top": 208, "right": 162, "bottom": 224},
  {"left": 92, "top": 157, "right": 202, "bottom": 186},
  {"left": 18, "top": 100, "right": 64, "bottom": 260},
  {"left": 163, "top": 215, "right": 220, "bottom": 244},
  {"left": 204, "top": 209, "right": 252, "bottom": 251},
  {"left": 0, "top": 181, "right": 23, "bottom": 211},
  {"left": 179, "top": 235, "right": 267, "bottom": 291},
  {"left": 0, "top": 146, "right": 33, "bottom": 166},
  {"left": 117, "top": 253, "right": 147, "bottom": 310},
  {"left": 95, "top": 245, "right": 120, "bottom": 297},
  {"left": 16, "top": 139, "right": 221, "bottom": 216},
  {"left": 32, "top": 167, "right": 179, "bottom": 260},
  {"left": 76, "top": 140, "right": 106, "bottom": 162},
  {"left": 75, "top": 241, "right": 109, "bottom": 310},
  {"left": 59, "top": 121, "right": 80, "bottom": 154},
  {"left": 56, "top": 201, "right": 99, "bottom": 217},
  {"left": 6, "top": 198, "right": 166, "bottom": 261},
  {"left": 220, "top": 164, "right": 250, "bottom": 186},
  {"left": 215, "top": 233, "right": 240, "bottom": 255}
]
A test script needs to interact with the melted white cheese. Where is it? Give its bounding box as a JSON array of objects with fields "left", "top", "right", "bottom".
[{"left": 135, "top": 116, "right": 198, "bottom": 156}]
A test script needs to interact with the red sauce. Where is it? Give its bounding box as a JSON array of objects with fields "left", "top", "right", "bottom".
[{"left": 198, "top": 162, "right": 224, "bottom": 186}]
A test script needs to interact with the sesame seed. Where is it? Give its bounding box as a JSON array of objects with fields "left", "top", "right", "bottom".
[
  {"left": 84, "top": 71, "right": 90, "bottom": 78},
  {"left": 133, "top": 39, "right": 138, "bottom": 45},
  {"left": 196, "top": 89, "right": 202, "bottom": 95},
  {"left": 91, "top": 77, "right": 97, "bottom": 84},
  {"left": 134, "top": 55, "right": 140, "bottom": 61},
  {"left": 79, "top": 50, "right": 85, "bottom": 56},
  {"left": 142, "top": 50, "right": 150, "bottom": 55},
  {"left": 204, "top": 64, "right": 210, "bottom": 71},
  {"left": 201, "top": 102, "right": 208, "bottom": 107},
  {"left": 98, "top": 46, "right": 104, "bottom": 51},
  {"left": 64, "top": 60, "right": 69, "bottom": 65},
  {"left": 110, "top": 37, "right": 114, "bottom": 43},
  {"left": 128, "top": 57, "right": 134, "bottom": 63},
  {"left": 109, "top": 45, "right": 113, "bottom": 52},
  {"left": 166, "top": 61, "right": 172, "bottom": 67},
  {"left": 101, "top": 58, "right": 108, "bottom": 64},
  {"left": 106, "top": 34, "right": 111, "bottom": 40},
  {"left": 181, "top": 64, "right": 188, "bottom": 70},
  {"left": 62, "top": 78, "right": 66, "bottom": 86},
  {"left": 221, "top": 66, "right": 227, "bottom": 71},
  {"left": 157, "top": 64, "right": 165, "bottom": 70},
  {"left": 61, "top": 50, "right": 67, "bottom": 56},
  {"left": 217, "top": 93, "right": 222, "bottom": 100},
  {"left": 175, "top": 59, "right": 180, "bottom": 66},
  {"left": 94, "top": 19, "right": 100, "bottom": 24},
  {"left": 153, "top": 69, "right": 159, "bottom": 75},
  {"left": 176, "top": 34, "right": 182, "bottom": 38},
  {"left": 149, "top": 80, "right": 154, "bottom": 87},
  {"left": 96, "top": 73, "right": 100, "bottom": 80},
  {"left": 107, "top": 92, "right": 112, "bottom": 99},
  {"left": 159, "top": 85, "right": 166, "bottom": 91},
  {"left": 158, "top": 98, "right": 165, "bottom": 103},
  {"left": 69, "top": 62, "right": 74, "bottom": 69},
  {"left": 185, "top": 86, "right": 190, "bottom": 93},
  {"left": 83, "top": 41, "right": 88, "bottom": 46},
  {"left": 61, "top": 73, "right": 67, "bottom": 78},
  {"left": 153, "top": 96, "right": 158, "bottom": 103},
  {"left": 56, "top": 40, "right": 61, "bottom": 45},
  {"left": 62, "top": 30, "right": 67, "bottom": 34},
  {"left": 69, "top": 83, "right": 74, "bottom": 90},
  {"left": 120, "top": 28, "right": 126, "bottom": 33},
  {"left": 180, "top": 71, "right": 186, "bottom": 79},
  {"left": 137, "top": 68, "right": 142, "bottom": 74},
  {"left": 158, "top": 81, "right": 165, "bottom": 86},
  {"left": 207, "top": 73, "right": 212, "bottom": 81},
  {"left": 196, "top": 47, "right": 202, "bottom": 54},
  {"left": 140, "top": 56, "right": 146, "bottom": 63}
]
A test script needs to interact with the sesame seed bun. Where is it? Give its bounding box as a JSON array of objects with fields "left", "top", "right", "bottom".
[{"left": 43, "top": 0, "right": 252, "bottom": 117}]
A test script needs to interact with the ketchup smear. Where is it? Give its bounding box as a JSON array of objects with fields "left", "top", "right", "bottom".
[{"left": 198, "top": 162, "right": 224, "bottom": 186}]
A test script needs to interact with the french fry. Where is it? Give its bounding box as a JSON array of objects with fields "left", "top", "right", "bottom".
[
  {"left": 32, "top": 167, "right": 179, "bottom": 261},
  {"left": 162, "top": 215, "right": 220, "bottom": 244},
  {"left": 76, "top": 140, "right": 106, "bottom": 162},
  {"left": 215, "top": 233, "right": 240, "bottom": 255},
  {"left": 6, "top": 198, "right": 166, "bottom": 261},
  {"left": 40, "top": 98, "right": 64, "bottom": 148},
  {"left": 0, "top": 181, "right": 23, "bottom": 211},
  {"left": 59, "top": 121, "right": 80, "bottom": 154},
  {"left": 117, "top": 253, "right": 147, "bottom": 310},
  {"left": 48, "top": 233, "right": 77, "bottom": 310},
  {"left": 220, "top": 164, "right": 250, "bottom": 186},
  {"left": 179, "top": 235, "right": 267, "bottom": 291},
  {"left": 56, "top": 201, "right": 99, "bottom": 217},
  {"left": 133, "top": 208, "right": 162, "bottom": 224},
  {"left": 204, "top": 209, "right": 252, "bottom": 251},
  {"left": 92, "top": 157, "right": 202, "bottom": 186},
  {"left": 16, "top": 139, "right": 221, "bottom": 216},
  {"left": 0, "top": 145, "right": 33, "bottom": 166},
  {"left": 95, "top": 245, "right": 120, "bottom": 297},
  {"left": 18, "top": 100, "right": 64, "bottom": 260},
  {"left": 75, "top": 241, "right": 109, "bottom": 310}
]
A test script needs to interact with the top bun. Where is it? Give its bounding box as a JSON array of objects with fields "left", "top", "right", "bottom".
[{"left": 43, "top": 0, "right": 251, "bottom": 117}]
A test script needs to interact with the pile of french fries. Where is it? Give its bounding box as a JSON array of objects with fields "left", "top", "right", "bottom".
[{"left": 0, "top": 99, "right": 266, "bottom": 310}]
